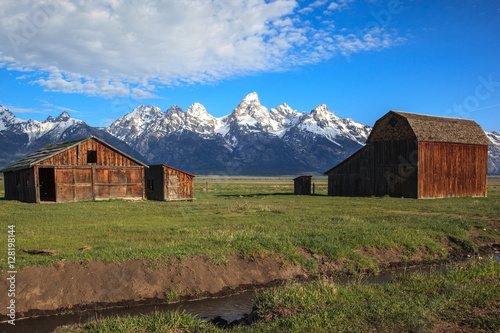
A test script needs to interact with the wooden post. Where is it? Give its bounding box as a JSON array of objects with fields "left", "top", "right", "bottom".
[
  {"left": 313, "top": 183, "right": 315, "bottom": 195},
  {"left": 34, "top": 166, "right": 40, "bottom": 203},
  {"left": 206, "top": 181, "right": 208, "bottom": 192}
]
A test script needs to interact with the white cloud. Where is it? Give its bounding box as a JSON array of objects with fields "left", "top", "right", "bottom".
[
  {"left": 41, "top": 101, "right": 81, "bottom": 114},
  {"left": 325, "top": 0, "right": 355, "bottom": 13},
  {"left": 0, "top": 0, "right": 403, "bottom": 98},
  {"left": 6, "top": 102, "right": 82, "bottom": 116}
]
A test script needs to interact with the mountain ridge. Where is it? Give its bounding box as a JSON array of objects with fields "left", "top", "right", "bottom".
[{"left": 1, "top": 93, "right": 499, "bottom": 175}]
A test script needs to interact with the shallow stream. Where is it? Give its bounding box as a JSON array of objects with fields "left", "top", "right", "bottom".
[{"left": 2, "top": 253, "right": 499, "bottom": 333}]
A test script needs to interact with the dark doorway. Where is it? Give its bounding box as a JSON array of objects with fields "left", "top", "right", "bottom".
[{"left": 39, "top": 168, "right": 56, "bottom": 201}]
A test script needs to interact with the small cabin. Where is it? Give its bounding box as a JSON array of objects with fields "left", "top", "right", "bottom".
[
  {"left": 145, "top": 164, "right": 195, "bottom": 201},
  {"left": 294, "top": 175, "right": 312, "bottom": 195},
  {"left": 325, "top": 111, "right": 491, "bottom": 199},
  {"left": 1, "top": 136, "right": 148, "bottom": 203}
]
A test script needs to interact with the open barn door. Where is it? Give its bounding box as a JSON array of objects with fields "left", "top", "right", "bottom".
[{"left": 39, "top": 168, "right": 56, "bottom": 202}]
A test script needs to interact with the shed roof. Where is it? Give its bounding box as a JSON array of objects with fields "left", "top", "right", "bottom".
[
  {"left": 150, "top": 164, "right": 196, "bottom": 177},
  {"left": 367, "top": 111, "right": 491, "bottom": 145},
  {"left": 1, "top": 136, "right": 147, "bottom": 172},
  {"left": 293, "top": 175, "right": 312, "bottom": 180}
]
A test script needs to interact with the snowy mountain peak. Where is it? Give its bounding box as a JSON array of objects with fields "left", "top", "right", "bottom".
[
  {"left": 186, "top": 103, "right": 208, "bottom": 117},
  {"left": 165, "top": 105, "right": 184, "bottom": 117},
  {"left": 46, "top": 115, "right": 55, "bottom": 122},
  {"left": 130, "top": 105, "right": 163, "bottom": 119},
  {"left": 242, "top": 92, "right": 259, "bottom": 103},
  {"left": 0, "top": 106, "right": 24, "bottom": 131},
  {"left": 185, "top": 103, "right": 217, "bottom": 134},
  {"left": 54, "top": 111, "right": 72, "bottom": 122},
  {"left": 230, "top": 92, "right": 270, "bottom": 122},
  {"left": 311, "top": 104, "right": 334, "bottom": 116}
]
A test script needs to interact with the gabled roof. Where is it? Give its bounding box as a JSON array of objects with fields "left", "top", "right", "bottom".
[
  {"left": 150, "top": 164, "right": 196, "bottom": 177},
  {"left": 367, "top": 111, "right": 491, "bottom": 145},
  {"left": 1, "top": 136, "right": 147, "bottom": 172}
]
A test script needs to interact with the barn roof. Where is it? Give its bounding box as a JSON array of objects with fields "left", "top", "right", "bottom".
[
  {"left": 367, "top": 111, "right": 491, "bottom": 145},
  {"left": 324, "top": 145, "right": 368, "bottom": 175},
  {"left": 1, "top": 136, "right": 147, "bottom": 172}
]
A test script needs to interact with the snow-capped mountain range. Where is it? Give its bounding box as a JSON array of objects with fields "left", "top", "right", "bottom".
[{"left": 1, "top": 92, "right": 499, "bottom": 175}]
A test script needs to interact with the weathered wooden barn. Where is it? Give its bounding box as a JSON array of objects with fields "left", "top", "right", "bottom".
[
  {"left": 294, "top": 175, "right": 312, "bottom": 195},
  {"left": 1, "top": 136, "right": 147, "bottom": 203},
  {"left": 325, "top": 111, "right": 491, "bottom": 199},
  {"left": 145, "top": 164, "right": 195, "bottom": 201}
]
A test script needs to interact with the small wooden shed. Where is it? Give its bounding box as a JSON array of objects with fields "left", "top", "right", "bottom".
[
  {"left": 145, "top": 164, "right": 195, "bottom": 201},
  {"left": 294, "top": 175, "right": 312, "bottom": 195},
  {"left": 325, "top": 111, "right": 491, "bottom": 198},
  {"left": 1, "top": 136, "right": 147, "bottom": 203}
]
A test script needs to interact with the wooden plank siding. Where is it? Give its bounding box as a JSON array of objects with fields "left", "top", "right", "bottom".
[
  {"left": 164, "top": 166, "right": 195, "bottom": 200},
  {"left": 294, "top": 176, "right": 312, "bottom": 195},
  {"left": 38, "top": 140, "right": 139, "bottom": 167},
  {"left": 327, "top": 145, "right": 375, "bottom": 196},
  {"left": 41, "top": 166, "right": 144, "bottom": 203},
  {"left": 145, "top": 165, "right": 195, "bottom": 201},
  {"left": 326, "top": 111, "right": 490, "bottom": 199},
  {"left": 327, "top": 140, "right": 418, "bottom": 197},
  {"left": 372, "top": 140, "right": 418, "bottom": 198},
  {"left": 417, "top": 142, "right": 488, "bottom": 198},
  {"left": 3, "top": 168, "right": 37, "bottom": 202}
]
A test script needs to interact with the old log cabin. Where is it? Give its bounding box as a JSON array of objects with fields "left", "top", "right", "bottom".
[
  {"left": 325, "top": 111, "right": 491, "bottom": 199},
  {"left": 1, "top": 136, "right": 148, "bottom": 203},
  {"left": 145, "top": 164, "right": 195, "bottom": 201}
]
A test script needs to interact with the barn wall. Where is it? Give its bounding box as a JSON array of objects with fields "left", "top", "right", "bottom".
[
  {"left": 164, "top": 166, "right": 194, "bottom": 200},
  {"left": 418, "top": 142, "right": 488, "bottom": 198},
  {"left": 91, "top": 167, "right": 144, "bottom": 201},
  {"left": 49, "top": 166, "right": 144, "bottom": 203},
  {"left": 3, "top": 169, "right": 36, "bottom": 202},
  {"left": 372, "top": 140, "right": 418, "bottom": 198},
  {"left": 294, "top": 176, "right": 311, "bottom": 195},
  {"left": 145, "top": 165, "right": 165, "bottom": 201},
  {"left": 327, "top": 145, "right": 375, "bottom": 196},
  {"left": 327, "top": 140, "right": 418, "bottom": 198},
  {"left": 39, "top": 139, "right": 139, "bottom": 167}
]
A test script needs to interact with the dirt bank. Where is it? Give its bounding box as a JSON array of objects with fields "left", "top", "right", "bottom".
[{"left": 0, "top": 254, "right": 306, "bottom": 317}]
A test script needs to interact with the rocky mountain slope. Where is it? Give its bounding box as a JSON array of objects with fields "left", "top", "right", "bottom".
[
  {"left": 105, "top": 92, "right": 371, "bottom": 175},
  {"left": 1, "top": 93, "right": 499, "bottom": 175}
]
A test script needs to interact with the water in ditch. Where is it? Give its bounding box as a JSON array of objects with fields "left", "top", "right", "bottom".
[{"left": 2, "top": 253, "right": 499, "bottom": 333}]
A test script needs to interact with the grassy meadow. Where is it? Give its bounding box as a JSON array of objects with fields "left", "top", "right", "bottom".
[
  {"left": 59, "top": 259, "right": 500, "bottom": 332},
  {"left": 0, "top": 177, "right": 499, "bottom": 272}
]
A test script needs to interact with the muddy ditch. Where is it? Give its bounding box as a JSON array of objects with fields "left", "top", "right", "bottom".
[{"left": 0, "top": 241, "right": 499, "bottom": 332}]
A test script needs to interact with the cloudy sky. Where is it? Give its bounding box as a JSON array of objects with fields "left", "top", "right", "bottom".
[{"left": 0, "top": 0, "right": 499, "bottom": 131}]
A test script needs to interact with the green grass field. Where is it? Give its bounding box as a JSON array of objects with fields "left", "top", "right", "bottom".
[{"left": 1, "top": 177, "right": 499, "bottom": 271}]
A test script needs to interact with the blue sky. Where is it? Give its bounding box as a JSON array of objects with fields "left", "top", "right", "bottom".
[{"left": 1, "top": 0, "right": 499, "bottom": 131}]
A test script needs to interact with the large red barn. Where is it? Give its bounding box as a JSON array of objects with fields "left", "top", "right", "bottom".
[{"left": 325, "top": 111, "right": 491, "bottom": 198}]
